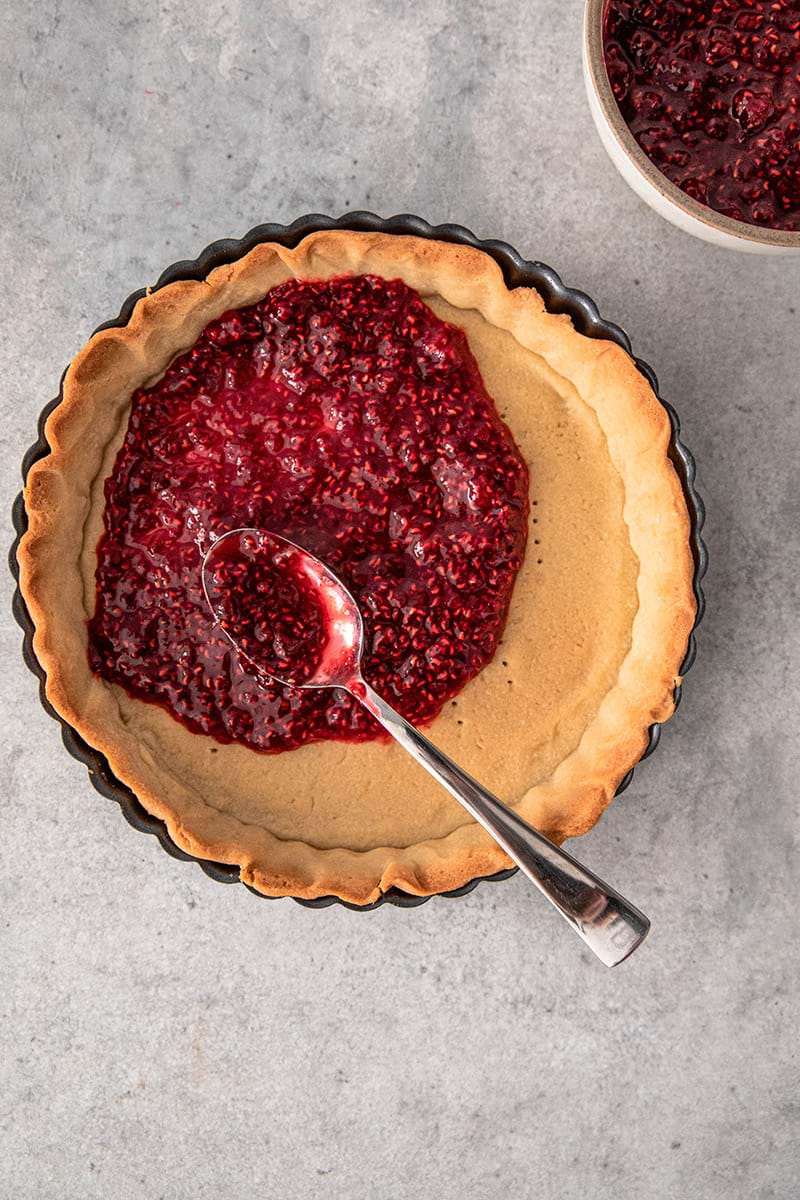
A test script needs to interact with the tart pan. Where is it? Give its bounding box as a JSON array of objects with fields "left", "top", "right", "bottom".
[{"left": 9, "top": 212, "right": 708, "bottom": 910}]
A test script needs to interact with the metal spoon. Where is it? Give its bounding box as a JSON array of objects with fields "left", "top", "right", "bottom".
[{"left": 202, "top": 527, "right": 650, "bottom": 966}]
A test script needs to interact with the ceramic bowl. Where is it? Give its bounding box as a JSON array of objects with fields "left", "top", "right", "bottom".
[{"left": 583, "top": 0, "right": 800, "bottom": 256}]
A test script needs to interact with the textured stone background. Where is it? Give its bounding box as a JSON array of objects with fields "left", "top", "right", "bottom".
[{"left": 2, "top": 2, "right": 798, "bottom": 1197}]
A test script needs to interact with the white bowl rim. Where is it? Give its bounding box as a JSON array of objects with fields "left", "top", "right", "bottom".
[{"left": 584, "top": 0, "right": 800, "bottom": 250}]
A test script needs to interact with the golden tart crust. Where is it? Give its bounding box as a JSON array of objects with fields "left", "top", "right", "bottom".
[{"left": 18, "top": 231, "right": 695, "bottom": 904}]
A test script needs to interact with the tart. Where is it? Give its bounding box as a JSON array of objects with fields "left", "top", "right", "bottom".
[{"left": 18, "top": 230, "right": 696, "bottom": 905}]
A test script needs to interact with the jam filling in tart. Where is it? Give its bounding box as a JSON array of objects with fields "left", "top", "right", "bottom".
[
  {"left": 604, "top": 0, "right": 800, "bottom": 231},
  {"left": 88, "top": 274, "right": 529, "bottom": 752}
]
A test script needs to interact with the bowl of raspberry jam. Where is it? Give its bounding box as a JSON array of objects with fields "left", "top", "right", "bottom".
[{"left": 583, "top": 0, "right": 800, "bottom": 253}]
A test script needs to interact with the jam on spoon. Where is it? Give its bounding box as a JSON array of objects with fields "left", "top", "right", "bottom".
[
  {"left": 202, "top": 527, "right": 652, "bottom": 969},
  {"left": 604, "top": 1, "right": 800, "bottom": 231},
  {"left": 203, "top": 529, "right": 331, "bottom": 687}
]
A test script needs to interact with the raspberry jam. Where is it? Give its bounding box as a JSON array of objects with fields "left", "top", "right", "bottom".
[
  {"left": 204, "top": 530, "right": 329, "bottom": 687},
  {"left": 604, "top": 1, "right": 800, "bottom": 231},
  {"left": 89, "top": 274, "right": 529, "bottom": 752}
]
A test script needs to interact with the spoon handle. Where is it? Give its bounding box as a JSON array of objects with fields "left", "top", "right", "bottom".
[{"left": 354, "top": 680, "right": 650, "bottom": 967}]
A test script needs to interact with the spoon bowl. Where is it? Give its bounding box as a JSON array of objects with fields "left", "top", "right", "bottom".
[{"left": 202, "top": 527, "right": 364, "bottom": 690}]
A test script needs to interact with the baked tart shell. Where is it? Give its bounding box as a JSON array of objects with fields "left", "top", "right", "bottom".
[{"left": 14, "top": 218, "right": 705, "bottom": 907}]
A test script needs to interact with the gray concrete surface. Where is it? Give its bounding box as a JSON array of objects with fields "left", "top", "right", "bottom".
[{"left": 2, "top": 2, "right": 798, "bottom": 1197}]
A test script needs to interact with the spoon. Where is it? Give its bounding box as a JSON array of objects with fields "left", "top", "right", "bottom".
[{"left": 202, "top": 527, "right": 650, "bottom": 966}]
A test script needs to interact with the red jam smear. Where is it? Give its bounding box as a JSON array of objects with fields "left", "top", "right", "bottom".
[
  {"left": 604, "top": 1, "right": 800, "bottom": 231},
  {"left": 204, "top": 531, "right": 329, "bottom": 687},
  {"left": 89, "top": 274, "right": 529, "bottom": 752}
]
